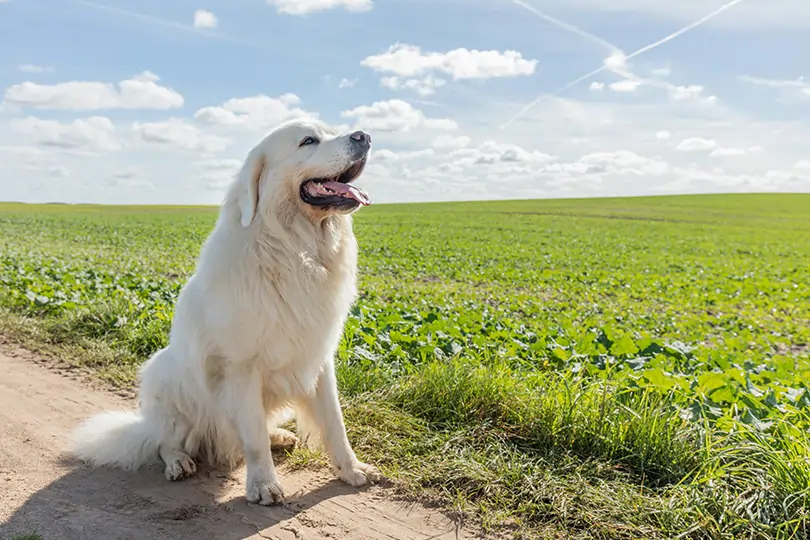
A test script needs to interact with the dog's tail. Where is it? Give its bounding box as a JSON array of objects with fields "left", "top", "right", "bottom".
[{"left": 70, "top": 410, "right": 159, "bottom": 471}]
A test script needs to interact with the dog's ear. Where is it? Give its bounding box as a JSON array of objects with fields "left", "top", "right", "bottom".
[{"left": 234, "top": 150, "right": 266, "bottom": 228}]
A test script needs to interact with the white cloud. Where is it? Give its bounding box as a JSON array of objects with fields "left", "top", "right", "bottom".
[
  {"left": 193, "top": 9, "right": 218, "bottom": 29},
  {"left": 3, "top": 71, "right": 183, "bottom": 110},
  {"left": 361, "top": 43, "right": 537, "bottom": 80},
  {"left": 757, "top": 169, "right": 810, "bottom": 190},
  {"left": 267, "top": 0, "right": 372, "bottom": 15},
  {"left": 669, "top": 85, "right": 706, "bottom": 101},
  {"left": 204, "top": 177, "right": 233, "bottom": 191},
  {"left": 571, "top": 150, "right": 669, "bottom": 176},
  {"left": 652, "top": 66, "right": 672, "bottom": 77},
  {"left": 0, "top": 145, "right": 69, "bottom": 178},
  {"left": 379, "top": 77, "right": 397, "bottom": 90},
  {"left": 462, "top": 140, "right": 556, "bottom": 165},
  {"left": 367, "top": 128, "right": 804, "bottom": 202},
  {"left": 609, "top": 80, "right": 641, "bottom": 93},
  {"left": 43, "top": 165, "right": 70, "bottom": 177},
  {"left": 710, "top": 147, "right": 747, "bottom": 157},
  {"left": 676, "top": 137, "right": 717, "bottom": 152},
  {"left": 19, "top": 64, "right": 53, "bottom": 74},
  {"left": 197, "top": 158, "right": 242, "bottom": 171},
  {"left": 589, "top": 81, "right": 605, "bottom": 92},
  {"left": 795, "top": 160, "right": 810, "bottom": 171},
  {"left": 0, "top": 145, "right": 49, "bottom": 162},
  {"left": 431, "top": 135, "right": 471, "bottom": 150},
  {"left": 373, "top": 148, "right": 436, "bottom": 161},
  {"left": 192, "top": 158, "right": 243, "bottom": 190},
  {"left": 739, "top": 75, "right": 810, "bottom": 97},
  {"left": 338, "top": 78, "right": 357, "bottom": 89},
  {"left": 368, "top": 136, "right": 682, "bottom": 202},
  {"left": 341, "top": 99, "right": 457, "bottom": 132},
  {"left": 380, "top": 75, "right": 446, "bottom": 97},
  {"left": 11, "top": 116, "right": 120, "bottom": 152},
  {"left": 107, "top": 169, "right": 153, "bottom": 188},
  {"left": 604, "top": 51, "right": 627, "bottom": 70},
  {"left": 133, "top": 118, "right": 230, "bottom": 153},
  {"left": 599, "top": 52, "right": 715, "bottom": 105},
  {"left": 739, "top": 75, "right": 807, "bottom": 89},
  {"left": 2, "top": 47, "right": 808, "bottom": 206},
  {"left": 0, "top": 145, "right": 63, "bottom": 178},
  {"left": 194, "top": 93, "right": 315, "bottom": 130}
]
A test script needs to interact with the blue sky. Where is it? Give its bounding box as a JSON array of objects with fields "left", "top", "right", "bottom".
[{"left": 1, "top": 0, "right": 808, "bottom": 205}]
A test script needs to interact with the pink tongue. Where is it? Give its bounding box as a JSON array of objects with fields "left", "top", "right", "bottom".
[{"left": 321, "top": 181, "right": 371, "bottom": 206}]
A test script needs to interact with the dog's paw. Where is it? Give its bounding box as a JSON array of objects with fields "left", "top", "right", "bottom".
[
  {"left": 163, "top": 452, "right": 197, "bottom": 481},
  {"left": 246, "top": 477, "right": 285, "bottom": 506},
  {"left": 336, "top": 461, "right": 382, "bottom": 487},
  {"left": 269, "top": 428, "right": 300, "bottom": 451}
]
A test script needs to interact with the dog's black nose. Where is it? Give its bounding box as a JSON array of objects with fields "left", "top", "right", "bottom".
[{"left": 350, "top": 130, "right": 370, "bottom": 147}]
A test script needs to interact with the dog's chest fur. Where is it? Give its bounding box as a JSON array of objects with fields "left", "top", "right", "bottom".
[
  {"left": 202, "top": 217, "right": 359, "bottom": 400},
  {"left": 261, "top": 233, "right": 356, "bottom": 397}
]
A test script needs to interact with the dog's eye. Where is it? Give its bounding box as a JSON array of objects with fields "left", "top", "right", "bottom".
[{"left": 299, "top": 136, "right": 319, "bottom": 147}]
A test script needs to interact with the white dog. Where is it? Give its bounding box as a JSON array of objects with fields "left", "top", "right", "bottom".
[{"left": 70, "top": 118, "right": 380, "bottom": 505}]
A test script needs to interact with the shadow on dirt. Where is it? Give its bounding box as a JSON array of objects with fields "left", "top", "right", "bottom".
[{"left": 1, "top": 453, "right": 368, "bottom": 540}]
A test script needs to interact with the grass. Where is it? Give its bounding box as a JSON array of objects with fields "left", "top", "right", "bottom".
[{"left": 1, "top": 193, "right": 809, "bottom": 538}]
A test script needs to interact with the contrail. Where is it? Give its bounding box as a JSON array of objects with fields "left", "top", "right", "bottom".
[
  {"left": 628, "top": 0, "right": 746, "bottom": 60},
  {"left": 509, "top": 0, "right": 619, "bottom": 53},
  {"left": 500, "top": 0, "right": 747, "bottom": 130},
  {"left": 72, "top": 0, "right": 281, "bottom": 52},
  {"left": 75, "top": 0, "right": 206, "bottom": 36}
]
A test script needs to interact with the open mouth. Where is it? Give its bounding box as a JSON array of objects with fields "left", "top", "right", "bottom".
[{"left": 300, "top": 157, "right": 370, "bottom": 208}]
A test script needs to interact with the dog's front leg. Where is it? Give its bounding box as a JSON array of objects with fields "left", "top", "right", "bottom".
[
  {"left": 222, "top": 372, "right": 284, "bottom": 505},
  {"left": 297, "top": 361, "right": 381, "bottom": 487}
]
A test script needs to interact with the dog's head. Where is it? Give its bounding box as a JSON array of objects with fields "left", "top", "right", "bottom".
[{"left": 229, "top": 118, "right": 372, "bottom": 228}]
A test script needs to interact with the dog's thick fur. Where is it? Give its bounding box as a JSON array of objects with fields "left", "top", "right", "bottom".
[{"left": 70, "top": 119, "right": 380, "bottom": 505}]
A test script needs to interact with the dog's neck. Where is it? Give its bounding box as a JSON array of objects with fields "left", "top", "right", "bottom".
[{"left": 252, "top": 210, "right": 354, "bottom": 272}]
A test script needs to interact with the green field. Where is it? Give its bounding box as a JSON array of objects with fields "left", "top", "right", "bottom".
[{"left": 1, "top": 193, "right": 809, "bottom": 539}]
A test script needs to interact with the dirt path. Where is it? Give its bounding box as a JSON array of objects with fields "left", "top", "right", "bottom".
[{"left": 0, "top": 349, "right": 475, "bottom": 540}]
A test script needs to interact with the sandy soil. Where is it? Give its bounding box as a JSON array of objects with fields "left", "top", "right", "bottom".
[{"left": 0, "top": 348, "right": 476, "bottom": 540}]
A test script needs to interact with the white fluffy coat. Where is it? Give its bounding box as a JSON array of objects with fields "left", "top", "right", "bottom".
[{"left": 70, "top": 119, "right": 380, "bottom": 505}]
